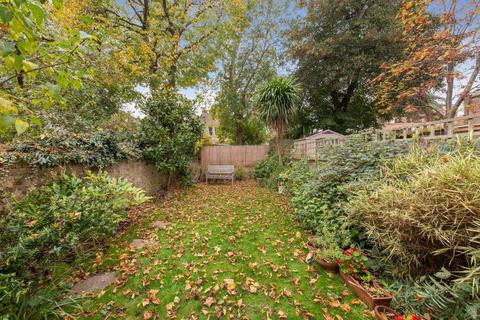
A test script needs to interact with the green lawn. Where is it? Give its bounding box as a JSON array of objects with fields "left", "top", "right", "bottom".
[{"left": 63, "top": 181, "right": 370, "bottom": 319}]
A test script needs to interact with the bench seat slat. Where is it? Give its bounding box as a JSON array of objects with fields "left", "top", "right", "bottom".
[{"left": 206, "top": 165, "right": 235, "bottom": 184}]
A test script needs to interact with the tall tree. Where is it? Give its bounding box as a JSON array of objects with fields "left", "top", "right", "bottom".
[
  {"left": 97, "top": 0, "right": 246, "bottom": 90},
  {"left": 289, "top": 0, "right": 403, "bottom": 133},
  {"left": 0, "top": 0, "right": 98, "bottom": 134},
  {"left": 374, "top": 0, "right": 480, "bottom": 119},
  {"left": 255, "top": 76, "right": 300, "bottom": 164},
  {"left": 211, "top": 0, "right": 287, "bottom": 145}
]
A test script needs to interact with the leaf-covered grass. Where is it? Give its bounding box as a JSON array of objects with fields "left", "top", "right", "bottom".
[{"left": 62, "top": 181, "right": 370, "bottom": 319}]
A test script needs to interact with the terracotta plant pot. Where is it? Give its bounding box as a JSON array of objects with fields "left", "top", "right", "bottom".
[
  {"left": 315, "top": 257, "right": 339, "bottom": 273},
  {"left": 306, "top": 243, "right": 316, "bottom": 252},
  {"left": 339, "top": 272, "right": 393, "bottom": 309},
  {"left": 305, "top": 242, "right": 340, "bottom": 273},
  {"left": 374, "top": 305, "right": 397, "bottom": 320}
]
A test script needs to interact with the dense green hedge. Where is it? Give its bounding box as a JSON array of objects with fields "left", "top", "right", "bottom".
[
  {"left": 140, "top": 93, "right": 202, "bottom": 180},
  {"left": 0, "top": 172, "right": 150, "bottom": 318},
  {"left": 260, "top": 132, "right": 480, "bottom": 319},
  {"left": 279, "top": 131, "right": 409, "bottom": 245},
  {"left": 1, "top": 126, "right": 141, "bottom": 169},
  {"left": 252, "top": 152, "right": 290, "bottom": 189},
  {"left": 349, "top": 144, "right": 480, "bottom": 319}
]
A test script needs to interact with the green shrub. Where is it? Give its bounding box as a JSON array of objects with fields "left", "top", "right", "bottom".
[
  {"left": 0, "top": 172, "right": 150, "bottom": 316},
  {"left": 252, "top": 152, "right": 288, "bottom": 189},
  {"left": 287, "top": 131, "right": 409, "bottom": 246},
  {"left": 2, "top": 126, "right": 141, "bottom": 168},
  {"left": 234, "top": 166, "right": 248, "bottom": 181},
  {"left": 349, "top": 144, "right": 480, "bottom": 319},
  {"left": 349, "top": 146, "right": 480, "bottom": 277},
  {"left": 140, "top": 92, "right": 202, "bottom": 180},
  {"left": 279, "top": 158, "right": 314, "bottom": 195},
  {"left": 1, "top": 172, "right": 150, "bottom": 272},
  {"left": 252, "top": 152, "right": 278, "bottom": 180},
  {"left": 311, "top": 230, "right": 343, "bottom": 262},
  {"left": 389, "top": 275, "right": 480, "bottom": 320}
]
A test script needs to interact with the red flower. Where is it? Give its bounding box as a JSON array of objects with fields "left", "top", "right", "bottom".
[
  {"left": 343, "top": 247, "right": 356, "bottom": 256},
  {"left": 393, "top": 315, "right": 404, "bottom": 320}
]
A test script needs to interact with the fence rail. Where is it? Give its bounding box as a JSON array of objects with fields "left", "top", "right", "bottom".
[
  {"left": 379, "top": 113, "right": 480, "bottom": 141},
  {"left": 292, "top": 113, "right": 480, "bottom": 160},
  {"left": 200, "top": 145, "right": 270, "bottom": 168},
  {"left": 292, "top": 137, "right": 344, "bottom": 160}
]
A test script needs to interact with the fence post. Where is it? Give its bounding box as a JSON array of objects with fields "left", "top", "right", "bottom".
[
  {"left": 244, "top": 146, "right": 247, "bottom": 167},
  {"left": 446, "top": 121, "right": 453, "bottom": 137},
  {"left": 429, "top": 125, "right": 435, "bottom": 138},
  {"left": 468, "top": 118, "right": 474, "bottom": 136}
]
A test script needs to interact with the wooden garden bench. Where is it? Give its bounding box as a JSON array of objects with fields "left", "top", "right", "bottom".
[{"left": 206, "top": 165, "right": 235, "bottom": 185}]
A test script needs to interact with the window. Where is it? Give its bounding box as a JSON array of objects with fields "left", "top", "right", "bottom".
[{"left": 208, "top": 127, "right": 213, "bottom": 136}]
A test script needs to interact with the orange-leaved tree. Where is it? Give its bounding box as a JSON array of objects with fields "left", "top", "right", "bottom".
[{"left": 373, "top": 0, "right": 480, "bottom": 119}]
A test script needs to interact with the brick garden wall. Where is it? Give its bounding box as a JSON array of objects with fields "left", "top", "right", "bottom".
[{"left": 1, "top": 160, "right": 168, "bottom": 209}]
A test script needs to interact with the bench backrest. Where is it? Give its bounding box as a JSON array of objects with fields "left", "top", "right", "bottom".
[{"left": 207, "top": 165, "right": 234, "bottom": 174}]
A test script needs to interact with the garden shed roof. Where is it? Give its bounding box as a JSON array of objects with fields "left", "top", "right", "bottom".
[{"left": 299, "top": 129, "right": 344, "bottom": 141}]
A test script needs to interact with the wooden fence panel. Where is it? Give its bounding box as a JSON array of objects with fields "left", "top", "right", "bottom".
[
  {"left": 201, "top": 145, "right": 270, "bottom": 168},
  {"left": 292, "top": 138, "right": 344, "bottom": 160}
]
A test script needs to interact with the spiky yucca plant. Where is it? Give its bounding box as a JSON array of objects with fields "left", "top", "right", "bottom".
[{"left": 255, "top": 76, "right": 300, "bottom": 164}]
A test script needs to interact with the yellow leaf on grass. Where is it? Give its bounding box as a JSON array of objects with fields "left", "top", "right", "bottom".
[
  {"left": 329, "top": 300, "right": 341, "bottom": 308},
  {"left": 204, "top": 296, "right": 216, "bottom": 307}
]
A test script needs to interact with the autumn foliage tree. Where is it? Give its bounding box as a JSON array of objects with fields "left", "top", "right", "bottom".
[
  {"left": 374, "top": 0, "right": 480, "bottom": 119},
  {"left": 94, "top": 0, "right": 247, "bottom": 90},
  {"left": 0, "top": 0, "right": 98, "bottom": 134}
]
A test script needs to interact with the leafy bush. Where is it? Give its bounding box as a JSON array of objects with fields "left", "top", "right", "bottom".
[
  {"left": 2, "top": 126, "right": 141, "bottom": 168},
  {"left": 349, "top": 144, "right": 480, "bottom": 319},
  {"left": 286, "top": 131, "right": 409, "bottom": 246},
  {"left": 252, "top": 152, "right": 278, "bottom": 180},
  {"left": 349, "top": 146, "right": 480, "bottom": 276},
  {"left": 311, "top": 231, "right": 343, "bottom": 262},
  {"left": 234, "top": 166, "right": 248, "bottom": 181},
  {"left": 0, "top": 172, "right": 150, "bottom": 316},
  {"left": 279, "top": 158, "right": 314, "bottom": 195},
  {"left": 252, "top": 152, "right": 288, "bottom": 189},
  {"left": 338, "top": 247, "right": 371, "bottom": 280},
  {"left": 140, "top": 93, "right": 202, "bottom": 180},
  {"left": 1, "top": 172, "right": 150, "bottom": 271}
]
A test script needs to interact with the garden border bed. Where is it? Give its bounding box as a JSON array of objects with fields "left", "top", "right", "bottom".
[{"left": 339, "top": 272, "right": 393, "bottom": 309}]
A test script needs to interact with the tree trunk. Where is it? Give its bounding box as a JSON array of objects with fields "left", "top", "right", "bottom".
[
  {"left": 445, "top": 61, "right": 455, "bottom": 118},
  {"left": 330, "top": 79, "right": 358, "bottom": 124},
  {"left": 275, "top": 124, "right": 284, "bottom": 166},
  {"left": 448, "top": 53, "right": 480, "bottom": 118},
  {"left": 235, "top": 127, "right": 243, "bottom": 145},
  {"left": 276, "top": 136, "right": 282, "bottom": 166},
  {"left": 167, "top": 64, "right": 177, "bottom": 89}
]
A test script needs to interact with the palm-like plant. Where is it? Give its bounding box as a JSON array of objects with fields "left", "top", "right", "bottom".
[{"left": 255, "top": 76, "right": 300, "bottom": 164}]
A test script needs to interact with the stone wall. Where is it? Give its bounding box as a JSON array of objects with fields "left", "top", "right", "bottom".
[
  {"left": 106, "top": 161, "right": 168, "bottom": 194},
  {"left": 1, "top": 161, "right": 168, "bottom": 209}
]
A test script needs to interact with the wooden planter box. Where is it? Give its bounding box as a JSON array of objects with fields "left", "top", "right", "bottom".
[
  {"left": 306, "top": 242, "right": 340, "bottom": 273},
  {"left": 339, "top": 272, "right": 393, "bottom": 309},
  {"left": 374, "top": 306, "right": 396, "bottom": 320}
]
